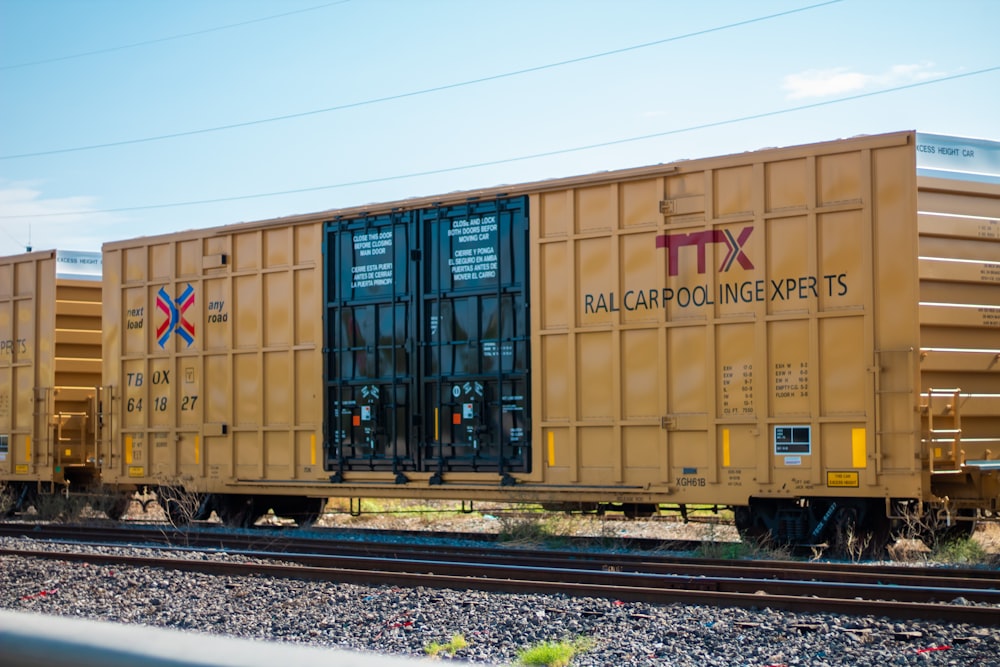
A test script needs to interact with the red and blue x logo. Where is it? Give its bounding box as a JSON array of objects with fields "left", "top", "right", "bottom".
[{"left": 156, "top": 284, "right": 195, "bottom": 348}]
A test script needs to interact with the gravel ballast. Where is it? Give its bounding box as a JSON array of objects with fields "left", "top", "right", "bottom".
[{"left": 1, "top": 535, "right": 998, "bottom": 666}]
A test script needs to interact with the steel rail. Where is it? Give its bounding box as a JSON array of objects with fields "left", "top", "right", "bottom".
[
  {"left": 2, "top": 522, "right": 997, "bottom": 589},
  {"left": 2, "top": 541, "right": 997, "bottom": 626}
]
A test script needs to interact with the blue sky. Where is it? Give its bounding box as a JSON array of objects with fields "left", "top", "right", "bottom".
[{"left": 1, "top": 0, "right": 998, "bottom": 256}]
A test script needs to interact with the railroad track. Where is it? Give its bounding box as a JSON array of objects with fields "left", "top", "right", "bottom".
[
  {"left": 0, "top": 517, "right": 716, "bottom": 553},
  {"left": 2, "top": 523, "right": 998, "bottom": 626}
]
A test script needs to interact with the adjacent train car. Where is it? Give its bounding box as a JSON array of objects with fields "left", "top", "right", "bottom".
[
  {"left": 9, "top": 130, "right": 999, "bottom": 547},
  {"left": 0, "top": 250, "right": 110, "bottom": 514}
]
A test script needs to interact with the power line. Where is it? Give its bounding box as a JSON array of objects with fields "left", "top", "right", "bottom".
[
  {"left": 0, "top": 1, "right": 350, "bottom": 71},
  {"left": 0, "top": 222, "right": 27, "bottom": 247},
  {"left": 0, "top": 0, "right": 842, "bottom": 161},
  {"left": 3, "top": 63, "right": 996, "bottom": 221}
]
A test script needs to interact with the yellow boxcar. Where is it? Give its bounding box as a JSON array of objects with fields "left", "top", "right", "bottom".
[
  {"left": 100, "top": 220, "right": 330, "bottom": 524},
  {"left": 0, "top": 250, "right": 104, "bottom": 513},
  {"left": 98, "top": 131, "right": 1000, "bottom": 541},
  {"left": 532, "top": 131, "right": 999, "bottom": 544}
]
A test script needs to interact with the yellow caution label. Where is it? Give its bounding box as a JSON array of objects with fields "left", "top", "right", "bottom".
[
  {"left": 128, "top": 466, "right": 145, "bottom": 478},
  {"left": 64, "top": 448, "right": 72, "bottom": 457},
  {"left": 15, "top": 464, "right": 28, "bottom": 474},
  {"left": 827, "top": 471, "right": 859, "bottom": 488}
]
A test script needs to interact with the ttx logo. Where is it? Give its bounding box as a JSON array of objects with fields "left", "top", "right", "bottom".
[
  {"left": 655, "top": 227, "right": 754, "bottom": 276},
  {"left": 156, "top": 284, "right": 195, "bottom": 348}
]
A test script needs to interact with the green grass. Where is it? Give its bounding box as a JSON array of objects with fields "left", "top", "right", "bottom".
[
  {"left": 516, "top": 638, "right": 594, "bottom": 667},
  {"left": 496, "top": 513, "right": 578, "bottom": 547},
  {"left": 695, "top": 521, "right": 790, "bottom": 560},
  {"left": 931, "top": 536, "right": 988, "bottom": 565},
  {"left": 424, "top": 634, "right": 468, "bottom": 657}
]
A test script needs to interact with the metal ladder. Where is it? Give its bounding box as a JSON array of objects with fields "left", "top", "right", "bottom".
[{"left": 925, "top": 388, "right": 963, "bottom": 472}]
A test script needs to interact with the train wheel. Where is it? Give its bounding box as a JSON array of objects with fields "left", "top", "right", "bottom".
[
  {"left": 622, "top": 503, "right": 658, "bottom": 519},
  {"left": 102, "top": 492, "right": 135, "bottom": 521},
  {"left": 216, "top": 495, "right": 260, "bottom": 529},
  {"left": 0, "top": 484, "right": 17, "bottom": 517},
  {"left": 267, "top": 496, "right": 328, "bottom": 527},
  {"left": 291, "top": 498, "right": 328, "bottom": 527},
  {"left": 866, "top": 512, "right": 892, "bottom": 557},
  {"left": 829, "top": 502, "right": 890, "bottom": 559},
  {"left": 7, "top": 483, "right": 39, "bottom": 515},
  {"left": 734, "top": 501, "right": 778, "bottom": 544}
]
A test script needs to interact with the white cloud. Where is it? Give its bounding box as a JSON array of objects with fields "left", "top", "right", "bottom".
[
  {"left": 0, "top": 181, "right": 116, "bottom": 257},
  {"left": 782, "top": 63, "right": 942, "bottom": 99}
]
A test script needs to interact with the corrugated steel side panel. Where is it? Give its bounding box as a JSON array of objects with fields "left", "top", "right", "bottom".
[
  {"left": 101, "top": 224, "right": 328, "bottom": 489},
  {"left": 531, "top": 132, "right": 922, "bottom": 503}
]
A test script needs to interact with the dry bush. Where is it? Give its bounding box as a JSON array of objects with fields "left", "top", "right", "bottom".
[
  {"left": 33, "top": 490, "right": 87, "bottom": 523},
  {"left": 887, "top": 537, "right": 929, "bottom": 562},
  {"left": 154, "top": 476, "right": 204, "bottom": 527}
]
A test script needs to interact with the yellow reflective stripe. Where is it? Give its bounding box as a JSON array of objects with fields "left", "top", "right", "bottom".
[
  {"left": 722, "top": 429, "right": 731, "bottom": 467},
  {"left": 852, "top": 428, "right": 866, "bottom": 468}
]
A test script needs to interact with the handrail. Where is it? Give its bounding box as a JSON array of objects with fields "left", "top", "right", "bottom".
[{"left": 0, "top": 610, "right": 426, "bottom": 667}]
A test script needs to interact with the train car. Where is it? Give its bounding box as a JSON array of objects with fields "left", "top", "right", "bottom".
[
  {"left": 94, "top": 130, "right": 999, "bottom": 546},
  {"left": 0, "top": 250, "right": 117, "bottom": 515}
]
